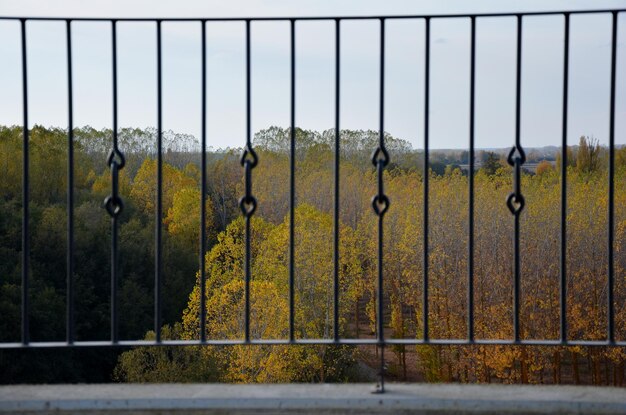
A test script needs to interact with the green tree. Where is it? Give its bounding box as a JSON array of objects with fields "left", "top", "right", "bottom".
[
  {"left": 555, "top": 146, "right": 575, "bottom": 171},
  {"left": 165, "top": 187, "right": 215, "bottom": 251},
  {"left": 576, "top": 135, "right": 601, "bottom": 174},
  {"left": 130, "top": 158, "right": 197, "bottom": 215},
  {"left": 480, "top": 151, "right": 502, "bottom": 176},
  {"left": 113, "top": 324, "right": 218, "bottom": 382}
]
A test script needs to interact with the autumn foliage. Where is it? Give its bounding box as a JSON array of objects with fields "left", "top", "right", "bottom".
[{"left": 1, "top": 125, "right": 624, "bottom": 384}]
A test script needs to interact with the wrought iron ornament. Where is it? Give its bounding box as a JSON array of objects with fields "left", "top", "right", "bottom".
[
  {"left": 239, "top": 145, "right": 258, "bottom": 218},
  {"left": 506, "top": 145, "right": 525, "bottom": 216},
  {"left": 371, "top": 146, "right": 390, "bottom": 217},
  {"left": 104, "top": 148, "right": 125, "bottom": 218}
]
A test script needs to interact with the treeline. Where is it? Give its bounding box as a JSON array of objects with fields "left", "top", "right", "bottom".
[{"left": 1, "top": 125, "right": 625, "bottom": 384}]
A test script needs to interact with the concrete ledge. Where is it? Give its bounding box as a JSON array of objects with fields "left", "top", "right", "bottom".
[{"left": 1, "top": 383, "right": 625, "bottom": 414}]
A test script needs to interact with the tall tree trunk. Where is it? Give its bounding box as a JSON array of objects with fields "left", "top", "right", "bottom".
[
  {"left": 571, "top": 350, "right": 580, "bottom": 385},
  {"left": 355, "top": 302, "right": 360, "bottom": 338},
  {"left": 483, "top": 348, "right": 491, "bottom": 383},
  {"left": 552, "top": 350, "right": 561, "bottom": 384},
  {"left": 437, "top": 347, "right": 444, "bottom": 380},
  {"left": 587, "top": 351, "right": 593, "bottom": 384},
  {"left": 520, "top": 347, "right": 529, "bottom": 384},
  {"left": 402, "top": 346, "right": 407, "bottom": 381}
]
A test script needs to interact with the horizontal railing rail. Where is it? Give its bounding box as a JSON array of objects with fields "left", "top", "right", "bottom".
[
  {"left": 0, "top": 9, "right": 624, "bottom": 392},
  {"left": 0, "top": 9, "right": 624, "bottom": 20}
]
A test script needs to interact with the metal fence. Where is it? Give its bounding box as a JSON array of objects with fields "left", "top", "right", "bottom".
[{"left": 0, "top": 9, "right": 624, "bottom": 392}]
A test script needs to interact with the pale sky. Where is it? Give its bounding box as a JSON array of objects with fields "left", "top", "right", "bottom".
[{"left": 0, "top": 0, "right": 625, "bottom": 150}]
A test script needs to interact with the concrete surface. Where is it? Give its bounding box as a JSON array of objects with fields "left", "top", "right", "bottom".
[{"left": 1, "top": 383, "right": 625, "bottom": 414}]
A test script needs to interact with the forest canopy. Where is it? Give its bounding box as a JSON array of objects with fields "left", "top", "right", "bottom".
[{"left": 1, "top": 125, "right": 625, "bottom": 385}]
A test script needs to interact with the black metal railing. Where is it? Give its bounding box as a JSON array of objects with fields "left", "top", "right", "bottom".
[{"left": 0, "top": 9, "right": 624, "bottom": 392}]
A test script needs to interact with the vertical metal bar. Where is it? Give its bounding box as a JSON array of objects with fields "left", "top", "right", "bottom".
[
  {"left": 513, "top": 15, "right": 523, "bottom": 342},
  {"left": 66, "top": 19, "right": 75, "bottom": 344},
  {"left": 111, "top": 224, "right": 119, "bottom": 342},
  {"left": 560, "top": 13, "right": 570, "bottom": 343},
  {"left": 110, "top": 20, "right": 119, "bottom": 343},
  {"left": 289, "top": 19, "right": 296, "bottom": 342},
  {"left": 244, "top": 19, "right": 251, "bottom": 343},
  {"left": 377, "top": 18, "right": 386, "bottom": 338},
  {"left": 200, "top": 20, "right": 207, "bottom": 343},
  {"left": 154, "top": 20, "right": 163, "bottom": 342},
  {"left": 513, "top": 190, "right": 522, "bottom": 342},
  {"left": 333, "top": 18, "right": 341, "bottom": 343},
  {"left": 155, "top": 20, "right": 163, "bottom": 342},
  {"left": 20, "top": 18, "right": 30, "bottom": 346},
  {"left": 607, "top": 11, "right": 617, "bottom": 344},
  {"left": 468, "top": 16, "right": 475, "bottom": 342},
  {"left": 375, "top": 17, "right": 386, "bottom": 394},
  {"left": 423, "top": 17, "right": 430, "bottom": 342}
]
